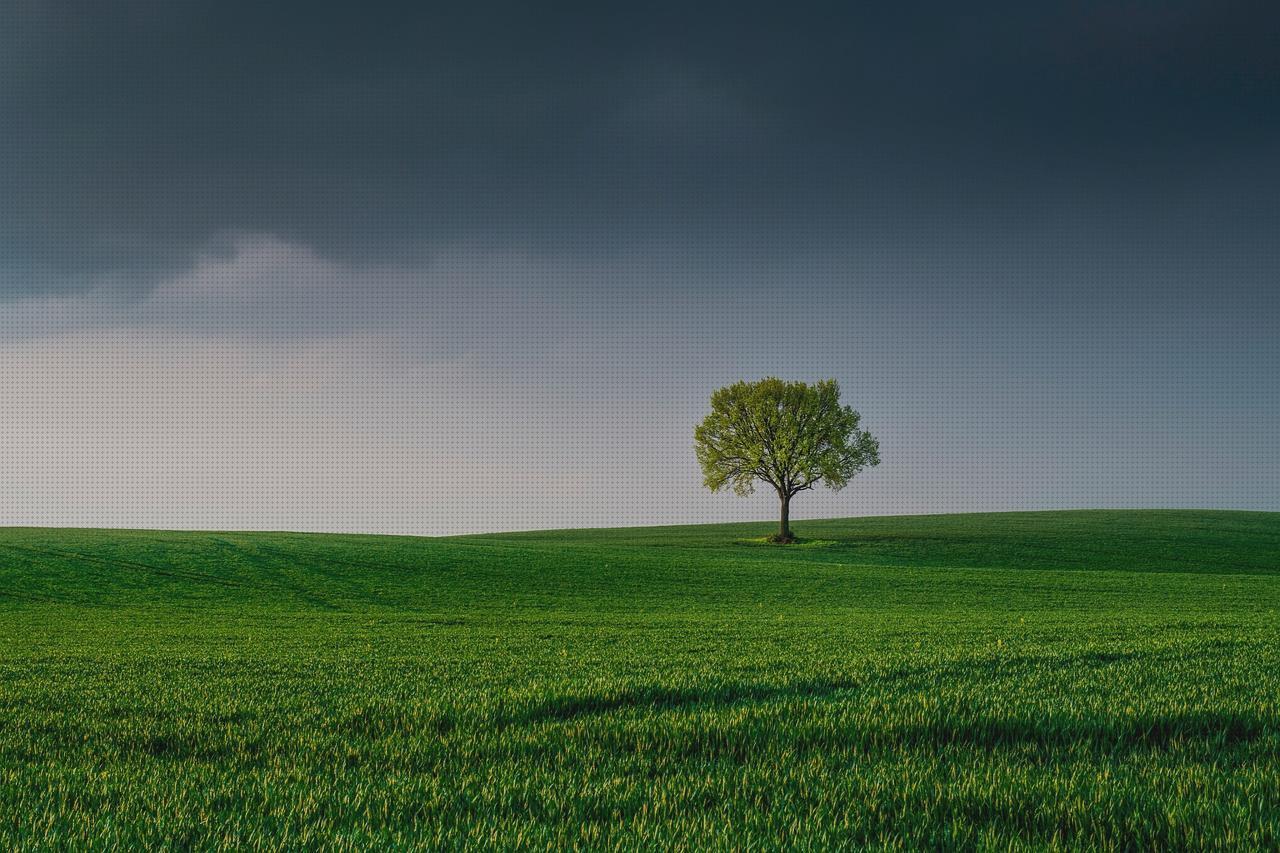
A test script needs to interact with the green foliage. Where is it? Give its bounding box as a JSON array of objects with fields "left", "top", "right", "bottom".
[
  {"left": 695, "top": 378, "right": 880, "bottom": 539},
  {"left": 1, "top": 510, "right": 1278, "bottom": 848},
  {"left": 695, "top": 378, "right": 880, "bottom": 498}
]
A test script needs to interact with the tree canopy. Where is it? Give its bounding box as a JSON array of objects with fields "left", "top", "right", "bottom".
[{"left": 694, "top": 378, "right": 880, "bottom": 542}]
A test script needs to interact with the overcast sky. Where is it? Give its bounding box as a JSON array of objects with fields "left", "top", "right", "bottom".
[{"left": 2, "top": 1, "right": 1278, "bottom": 533}]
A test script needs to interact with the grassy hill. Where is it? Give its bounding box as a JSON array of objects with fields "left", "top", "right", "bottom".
[{"left": 1, "top": 510, "right": 1278, "bottom": 848}]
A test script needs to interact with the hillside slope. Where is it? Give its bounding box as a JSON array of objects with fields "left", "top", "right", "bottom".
[
  {"left": 1, "top": 510, "right": 1278, "bottom": 848},
  {"left": 1, "top": 510, "right": 1277, "bottom": 613}
]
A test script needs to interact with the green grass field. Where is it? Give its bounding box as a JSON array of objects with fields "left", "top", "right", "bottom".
[{"left": 2, "top": 510, "right": 1278, "bottom": 849}]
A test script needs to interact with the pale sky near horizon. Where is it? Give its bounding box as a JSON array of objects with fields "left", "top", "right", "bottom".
[{"left": 2, "top": 1, "right": 1278, "bottom": 534}]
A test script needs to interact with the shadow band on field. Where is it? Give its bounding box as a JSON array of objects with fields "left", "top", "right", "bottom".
[
  {"left": 508, "top": 680, "right": 1275, "bottom": 753},
  {"left": 509, "top": 648, "right": 1157, "bottom": 727},
  {"left": 504, "top": 647, "right": 1276, "bottom": 754}
]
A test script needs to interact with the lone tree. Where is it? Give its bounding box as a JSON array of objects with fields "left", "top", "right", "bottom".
[{"left": 694, "top": 378, "right": 880, "bottom": 543}]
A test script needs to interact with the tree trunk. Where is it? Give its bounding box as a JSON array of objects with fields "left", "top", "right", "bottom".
[{"left": 778, "top": 492, "right": 792, "bottom": 541}]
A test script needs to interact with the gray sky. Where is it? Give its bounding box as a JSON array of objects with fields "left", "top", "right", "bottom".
[{"left": 2, "top": 1, "right": 1278, "bottom": 533}]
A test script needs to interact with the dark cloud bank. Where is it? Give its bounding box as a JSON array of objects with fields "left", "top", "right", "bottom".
[{"left": 4, "top": 0, "right": 1280, "bottom": 293}]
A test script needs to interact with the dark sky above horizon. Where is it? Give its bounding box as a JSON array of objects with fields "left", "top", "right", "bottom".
[{"left": 3, "top": 0, "right": 1278, "bottom": 533}]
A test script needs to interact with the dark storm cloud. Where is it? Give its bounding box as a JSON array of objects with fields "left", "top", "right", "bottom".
[{"left": 3, "top": 0, "right": 1280, "bottom": 295}]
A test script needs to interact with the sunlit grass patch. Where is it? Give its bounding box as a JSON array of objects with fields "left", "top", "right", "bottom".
[{"left": 734, "top": 537, "right": 841, "bottom": 548}]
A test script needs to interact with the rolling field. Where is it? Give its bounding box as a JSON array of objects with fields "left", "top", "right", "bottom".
[{"left": 1, "top": 510, "right": 1278, "bottom": 849}]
